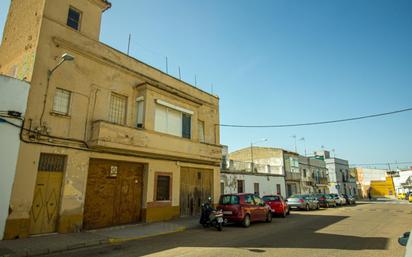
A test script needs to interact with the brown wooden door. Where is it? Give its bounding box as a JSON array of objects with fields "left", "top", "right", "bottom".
[
  {"left": 180, "top": 167, "right": 213, "bottom": 216},
  {"left": 83, "top": 159, "right": 143, "bottom": 230}
]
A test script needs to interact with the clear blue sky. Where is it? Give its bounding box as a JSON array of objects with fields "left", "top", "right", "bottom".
[{"left": 1, "top": 0, "right": 411, "bottom": 168}]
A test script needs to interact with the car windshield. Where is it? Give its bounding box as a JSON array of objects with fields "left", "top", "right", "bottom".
[
  {"left": 262, "top": 195, "right": 280, "bottom": 201},
  {"left": 219, "top": 195, "right": 240, "bottom": 205}
]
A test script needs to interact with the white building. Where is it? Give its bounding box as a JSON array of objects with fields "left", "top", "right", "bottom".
[
  {"left": 315, "top": 150, "right": 357, "bottom": 196},
  {"left": 352, "top": 168, "right": 388, "bottom": 198},
  {"left": 393, "top": 168, "right": 412, "bottom": 194},
  {"left": 0, "top": 75, "right": 30, "bottom": 240},
  {"left": 220, "top": 171, "right": 287, "bottom": 198}
]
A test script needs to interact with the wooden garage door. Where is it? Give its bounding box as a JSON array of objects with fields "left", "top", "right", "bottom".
[
  {"left": 83, "top": 159, "right": 143, "bottom": 230},
  {"left": 180, "top": 167, "right": 213, "bottom": 216}
]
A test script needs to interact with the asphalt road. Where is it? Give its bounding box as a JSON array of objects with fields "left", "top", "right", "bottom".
[{"left": 48, "top": 202, "right": 412, "bottom": 257}]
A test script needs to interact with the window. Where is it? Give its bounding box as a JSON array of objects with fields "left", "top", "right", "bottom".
[
  {"left": 276, "top": 184, "right": 281, "bottom": 195},
  {"left": 303, "top": 169, "right": 307, "bottom": 177},
  {"left": 237, "top": 180, "right": 244, "bottom": 193},
  {"left": 38, "top": 153, "right": 66, "bottom": 172},
  {"left": 182, "top": 113, "right": 191, "bottom": 139},
  {"left": 254, "top": 183, "right": 260, "bottom": 196},
  {"left": 108, "top": 93, "right": 127, "bottom": 125},
  {"left": 244, "top": 194, "right": 254, "bottom": 204},
  {"left": 219, "top": 195, "right": 239, "bottom": 205},
  {"left": 53, "top": 88, "right": 71, "bottom": 115},
  {"left": 198, "top": 120, "right": 205, "bottom": 143},
  {"left": 154, "top": 102, "right": 192, "bottom": 139},
  {"left": 67, "top": 7, "right": 81, "bottom": 31},
  {"left": 156, "top": 175, "right": 171, "bottom": 201},
  {"left": 136, "top": 97, "right": 144, "bottom": 128}
]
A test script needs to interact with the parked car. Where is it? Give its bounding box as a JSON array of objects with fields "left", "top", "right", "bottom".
[
  {"left": 262, "top": 195, "right": 290, "bottom": 217},
  {"left": 398, "top": 193, "right": 406, "bottom": 200},
  {"left": 314, "top": 193, "right": 337, "bottom": 208},
  {"left": 217, "top": 193, "right": 272, "bottom": 227},
  {"left": 287, "top": 194, "right": 320, "bottom": 211},
  {"left": 329, "top": 194, "right": 346, "bottom": 206},
  {"left": 342, "top": 194, "right": 356, "bottom": 205}
]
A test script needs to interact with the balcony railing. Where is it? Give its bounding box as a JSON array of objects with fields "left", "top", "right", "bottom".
[{"left": 285, "top": 171, "right": 301, "bottom": 181}]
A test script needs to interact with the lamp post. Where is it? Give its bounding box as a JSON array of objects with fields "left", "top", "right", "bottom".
[
  {"left": 40, "top": 53, "right": 75, "bottom": 126},
  {"left": 250, "top": 138, "right": 268, "bottom": 172}
]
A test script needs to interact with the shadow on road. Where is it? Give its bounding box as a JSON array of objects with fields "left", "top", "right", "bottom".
[{"left": 106, "top": 212, "right": 389, "bottom": 257}]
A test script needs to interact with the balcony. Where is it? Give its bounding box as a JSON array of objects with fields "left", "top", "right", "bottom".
[
  {"left": 285, "top": 171, "right": 301, "bottom": 181},
  {"left": 88, "top": 120, "right": 221, "bottom": 165},
  {"left": 315, "top": 177, "right": 329, "bottom": 186}
]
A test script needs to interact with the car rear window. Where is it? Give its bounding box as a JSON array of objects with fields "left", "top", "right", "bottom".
[
  {"left": 290, "top": 194, "right": 303, "bottom": 198},
  {"left": 262, "top": 196, "right": 280, "bottom": 201},
  {"left": 219, "top": 195, "right": 240, "bottom": 205}
]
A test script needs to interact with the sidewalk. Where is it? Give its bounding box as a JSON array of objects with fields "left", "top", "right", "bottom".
[{"left": 0, "top": 217, "right": 199, "bottom": 257}]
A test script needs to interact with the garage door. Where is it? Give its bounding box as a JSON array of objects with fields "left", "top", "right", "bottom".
[
  {"left": 180, "top": 167, "right": 213, "bottom": 216},
  {"left": 83, "top": 159, "right": 143, "bottom": 230}
]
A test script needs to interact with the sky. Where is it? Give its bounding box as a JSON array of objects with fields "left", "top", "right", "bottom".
[{"left": 1, "top": 0, "right": 411, "bottom": 169}]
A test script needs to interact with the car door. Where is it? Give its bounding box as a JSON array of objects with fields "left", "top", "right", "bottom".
[
  {"left": 244, "top": 194, "right": 257, "bottom": 221},
  {"left": 253, "top": 195, "right": 266, "bottom": 221}
]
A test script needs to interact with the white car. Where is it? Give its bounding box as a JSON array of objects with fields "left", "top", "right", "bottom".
[{"left": 330, "top": 194, "right": 346, "bottom": 206}]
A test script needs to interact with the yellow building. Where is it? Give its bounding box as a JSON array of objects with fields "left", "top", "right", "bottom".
[
  {"left": 369, "top": 177, "right": 395, "bottom": 198},
  {"left": 0, "top": 0, "right": 221, "bottom": 239}
]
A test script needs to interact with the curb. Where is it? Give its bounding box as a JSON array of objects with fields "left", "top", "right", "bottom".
[
  {"left": 108, "top": 226, "right": 186, "bottom": 244},
  {"left": 0, "top": 226, "right": 188, "bottom": 257}
]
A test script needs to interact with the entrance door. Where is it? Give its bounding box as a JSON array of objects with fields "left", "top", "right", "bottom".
[
  {"left": 180, "top": 167, "right": 213, "bottom": 216},
  {"left": 29, "top": 153, "right": 65, "bottom": 235},
  {"left": 83, "top": 159, "right": 143, "bottom": 230}
]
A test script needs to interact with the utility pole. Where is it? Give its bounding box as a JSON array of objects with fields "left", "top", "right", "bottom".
[
  {"left": 127, "top": 33, "right": 131, "bottom": 55},
  {"left": 165, "top": 56, "right": 168, "bottom": 74}
]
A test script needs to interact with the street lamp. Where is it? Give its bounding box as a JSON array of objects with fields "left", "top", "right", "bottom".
[
  {"left": 250, "top": 138, "right": 268, "bottom": 172},
  {"left": 40, "top": 53, "right": 75, "bottom": 126}
]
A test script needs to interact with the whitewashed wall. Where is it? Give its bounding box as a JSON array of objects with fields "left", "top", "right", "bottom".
[
  {"left": 0, "top": 75, "right": 29, "bottom": 240},
  {"left": 220, "top": 172, "right": 287, "bottom": 198},
  {"left": 393, "top": 170, "right": 412, "bottom": 193}
]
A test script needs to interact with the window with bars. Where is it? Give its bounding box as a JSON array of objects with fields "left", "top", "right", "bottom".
[
  {"left": 67, "top": 7, "right": 81, "bottom": 31},
  {"left": 156, "top": 175, "right": 171, "bottom": 201},
  {"left": 53, "top": 88, "right": 71, "bottom": 115},
  {"left": 253, "top": 183, "right": 260, "bottom": 196},
  {"left": 237, "top": 180, "right": 245, "bottom": 193},
  {"left": 108, "top": 93, "right": 127, "bottom": 125},
  {"left": 38, "top": 153, "right": 66, "bottom": 172}
]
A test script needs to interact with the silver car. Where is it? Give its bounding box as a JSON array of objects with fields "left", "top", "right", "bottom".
[
  {"left": 287, "top": 194, "right": 320, "bottom": 211},
  {"left": 329, "top": 194, "right": 346, "bottom": 206}
]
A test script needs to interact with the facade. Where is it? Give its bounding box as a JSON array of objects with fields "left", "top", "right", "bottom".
[
  {"left": 221, "top": 146, "right": 286, "bottom": 198},
  {"left": 0, "top": 76, "right": 30, "bottom": 240},
  {"left": 369, "top": 177, "right": 395, "bottom": 198},
  {"left": 352, "top": 167, "right": 387, "bottom": 198},
  {"left": 0, "top": 0, "right": 221, "bottom": 239},
  {"left": 315, "top": 151, "right": 357, "bottom": 196},
  {"left": 393, "top": 168, "right": 412, "bottom": 194},
  {"left": 229, "top": 147, "right": 298, "bottom": 197},
  {"left": 299, "top": 156, "right": 329, "bottom": 194}
]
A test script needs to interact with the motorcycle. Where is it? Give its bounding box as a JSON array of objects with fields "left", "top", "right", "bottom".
[{"left": 199, "top": 201, "right": 224, "bottom": 231}]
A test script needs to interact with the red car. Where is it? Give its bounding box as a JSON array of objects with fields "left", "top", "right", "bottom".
[
  {"left": 262, "top": 195, "right": 290, "bottom": 217},
  {"left": 217, "top": 193, "right": 272, "bottom": 227}
]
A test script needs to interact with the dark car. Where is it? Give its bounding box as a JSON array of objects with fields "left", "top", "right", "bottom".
[
  {"left": 262, "top": 195, "right": 290, "bottom": 217},
  {"left": 342, "top": 194, "right": 356, "bottom": 205},
  {"left": 217, "top": 193, "right": 272, "bottom": 227},
  {"left": 314, "top": 193, "right": 337, "bottom": 208}
]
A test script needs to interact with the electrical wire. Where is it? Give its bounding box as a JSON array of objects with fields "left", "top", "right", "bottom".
[
  {"left": 219, "top": 107, "right": 412, "bottom": 128},
  {"left": 350, "top": 161, "right": 412, "bottom": 167}
]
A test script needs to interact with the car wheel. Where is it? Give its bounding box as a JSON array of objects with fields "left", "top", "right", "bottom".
[
  {"left": 266, "top": 212, "right": 273, "bottom": 223},
  {"left": 305, "top": 204, "right": 310, "bottom": 211},
  {"left": 242, "top": 214, "right": 251, "bottom": 228}
]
